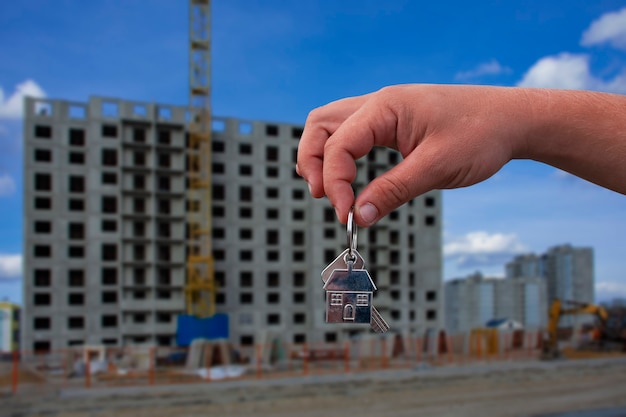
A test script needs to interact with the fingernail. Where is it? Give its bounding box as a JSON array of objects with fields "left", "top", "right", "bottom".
[
  {"left": 358, "top": 203, "right": 378, "bottom": 225},
  {"left": 307, "top": 182, "right": 313, "bottom": 194}
]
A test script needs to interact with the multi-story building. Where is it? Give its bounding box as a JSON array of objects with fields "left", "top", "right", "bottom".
[
  {"left": 0, "top": 301, "right": 20, "bottom": 353},
  {"left": 22, "top": 95, "right": 442, "bottom": 351},
  {"left": 444, "top": 272, "right": 547, "bottom": 333},
  {"left": 445, "top": 272, "right": 494, "bottom": 334},
  {"left": 495, "top": 276, "right": 547, "bottom": 329},
  {"left": 506, "top": 244, "right": 594, "bottom": 327},
  {"left": 541, "top": 245, "right": 594, "bottom": 305},
  {"left": 505, "top": 253, "right": 543, "bottom": 280},
  {"left": 506, "top": 245, "right": 594, "bottom": 303}
]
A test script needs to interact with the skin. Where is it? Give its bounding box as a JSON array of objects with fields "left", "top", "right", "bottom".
[{"left": 296, "top": 84, "right": 626, "bottom": 226}]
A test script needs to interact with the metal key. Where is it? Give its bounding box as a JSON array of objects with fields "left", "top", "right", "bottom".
[
  {"left": 320, "top": 210, "right": 390, "bottom": 333},
  {"left": 324, "top": 261, "right": 375, "bottom": 324},
  {"left": 321, "top": 249, "right": 389, "bottom": 333},
  {"left": 368, "top": 297, "right": 390, "bottom": 333},
  {"left": 321, "top": 248, "right": 364, "bottom": 283}
]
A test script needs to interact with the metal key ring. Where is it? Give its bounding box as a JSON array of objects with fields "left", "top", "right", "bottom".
[{"left": 347, "top": 207, "right": 357, "bottom": 259}]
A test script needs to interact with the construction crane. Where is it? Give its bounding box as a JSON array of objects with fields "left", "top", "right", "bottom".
[{"left": 185, "top": 0, "right": 215, "bottom": 318}]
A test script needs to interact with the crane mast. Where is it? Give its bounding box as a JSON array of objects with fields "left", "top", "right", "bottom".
[{"left": 185, "top": 0, "right": 215, "bottom": 317}]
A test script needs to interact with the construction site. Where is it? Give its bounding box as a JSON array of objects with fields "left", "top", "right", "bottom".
[
  {"left": 3, "top": 300, "right": 626, "bottom": 416},
  {"left": 3, "top": 336, "right": 626, "bottom": 417},
  {"left": 4, "top": 1, "right": 626, "bottom": 416}
]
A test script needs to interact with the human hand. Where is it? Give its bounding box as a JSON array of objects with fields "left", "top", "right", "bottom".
[{"left": 296, "top": 84, "right": 530, "bottom": 226}]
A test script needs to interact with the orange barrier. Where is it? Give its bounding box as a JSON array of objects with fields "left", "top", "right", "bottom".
[{"left": 2, "top": 331, "right": 551, "bottom": 396}]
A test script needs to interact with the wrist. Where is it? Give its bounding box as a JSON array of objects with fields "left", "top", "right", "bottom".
[{"left": 507, "top": 87, "right": 553, "bottom": 161}]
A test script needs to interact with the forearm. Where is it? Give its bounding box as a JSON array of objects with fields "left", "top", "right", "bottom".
[{"left": 518, "top": 88, "right": 626, "bottom": 194}]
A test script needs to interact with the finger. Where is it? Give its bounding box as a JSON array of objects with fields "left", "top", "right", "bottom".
[
  {"left": 354, "top": 138, "right": 472, "bottom": 226},
  {"left": 353, "top": 149, "right": 433, "bottom": 226},
  {"left": 297, "top": 95, "right": 369, "bottom": 198},
  {"left": 323, "top": 98, "right": 398, "bottom": 223}
]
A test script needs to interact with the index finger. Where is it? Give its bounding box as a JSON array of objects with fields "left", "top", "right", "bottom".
[
  {"left": 323, "top": 97, "right": 399, "bottom": 223},
  {"left": 297, "top": 95, "right": 368, "bottom": 198}
]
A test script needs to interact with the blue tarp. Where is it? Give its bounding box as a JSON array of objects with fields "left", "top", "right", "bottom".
[{"left": 176, "top": 314, "right": 230, "bottom": 347}]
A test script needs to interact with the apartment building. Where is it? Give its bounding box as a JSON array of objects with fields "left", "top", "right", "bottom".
[
  {"left": 444, "top": 272, "right": 547, "bottom": 333},
  {"left": 507, "top": 245, "right": 594, "bottom": 303},
  {"left": 0, "top": 301, "right": 20, "bottom": 352},
  {"left": 22, "top": 95, "right": 442, "bottom": 351},
  {"left": 506, "top": 244, "right": 594, "bottom": 327}
]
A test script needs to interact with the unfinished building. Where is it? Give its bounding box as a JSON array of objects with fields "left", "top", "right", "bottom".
[{"left": 22, "top": 95, "right": 442, "bottom": 351}]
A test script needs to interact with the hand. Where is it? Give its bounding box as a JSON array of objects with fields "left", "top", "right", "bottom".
[{"left": 296, "top": 84, "right": 530, "bottom": 226}]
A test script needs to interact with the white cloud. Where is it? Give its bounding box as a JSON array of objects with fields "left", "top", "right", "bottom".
[
  {"left": 445, "top": 231, "right": 528, "bottom": 256},
  {"left": 0, "top": 254, "right": 21, "bottom": 281},
  {"left": 581, "top": 7, "right": 626, "bottom": 50},
  {"left": 0, "top": 79, "right": 46, "bottom": 119},
  {"left": 517, "top": 53, "right": 594, "bottom": 90},
  {"left": 518, "top": 8, "right": 626, "bottom": 94},
  {"left": 455, "top": 59, "right": 512, "bottom": 81},
  {"left": 444, "top": 231, "right": 529, "bottom": 269},
  {"left": 516, "top": 52, "right": 626, "bottom": 93},
  {"left": 595, "top": 281, "right": 626, "bottom": 302},
  {"left": 0, "top": 174, "right": 15, "bottom": 196}
]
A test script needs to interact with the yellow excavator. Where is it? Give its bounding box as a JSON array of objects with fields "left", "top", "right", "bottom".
[{"left": 541, "top": 298, "right": 610, "bottom": 360}]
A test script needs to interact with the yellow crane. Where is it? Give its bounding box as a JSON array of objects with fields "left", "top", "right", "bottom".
[{"left": 185, "top": 0, "right": 215, "bottom": 318}]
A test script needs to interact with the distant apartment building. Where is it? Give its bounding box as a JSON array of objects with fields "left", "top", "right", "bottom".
[
  {"left": 22, "top": 95, "right": 443, "bottom": 351},
  {"left": 444, "top": 272, "right": 547, "bottom": 333},
  {"left": 505, "top": 253, "right": 543, "bottom": 279},
  {"left": 506, "top": 244, "right": 594, "bottom": 327},
  {"left": 0, "top": 301, "right": 20, "bottom": 352},
  {"left": 506, "top": 245, "right": 594, "bottom": 303}
]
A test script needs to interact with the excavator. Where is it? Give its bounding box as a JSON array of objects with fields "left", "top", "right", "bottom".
[{"left": 542, "top": 298, "right": 625, "bottom": 359}]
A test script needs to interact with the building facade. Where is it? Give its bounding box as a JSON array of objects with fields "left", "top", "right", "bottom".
[
  {"left": 506, "top": 244, "right": 594, "bottom": 327},
  {"left": 444, "top": 272, "right": 547, "bottom": 333},
  {"left": 22, "top": 96, "right": 443, "bottom": 351},
  {"left": 541, "top": 245, "right": 594, "bottom": 305},
  {"left": 0, "top": 301, "right": 20, "bottom": 352},
  {"left": 506, "top": 245, "right": 594, "bottom": 303}
]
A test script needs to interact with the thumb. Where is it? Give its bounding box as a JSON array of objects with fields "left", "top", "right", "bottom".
[{"left": 354, "top": 148, "right": 441, "bottom": 226}]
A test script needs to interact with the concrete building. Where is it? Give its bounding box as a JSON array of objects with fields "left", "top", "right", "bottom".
[
  {"left": 506, "top": 244, "right": 594, "bottom": 327},
  {"left": 444, "top": 272, "right": 547, "bottom": 333},
  {"left": 22, "top": 95, "right": 443, "bottom": 351},
  {"left": 505, "top": 253, "right": 543, "bottom": 280},
  {"left": 445, "top": 273, "right": 495, "bottom": 334},
  {"left": 0, "top": 301, "right": 20, "bottom": 352},
  {"left": 542, "top": 245, "right": 594, "bottom": 305},
  {"left": 506, "top": 245, "right": 594, "bottom": 302}
]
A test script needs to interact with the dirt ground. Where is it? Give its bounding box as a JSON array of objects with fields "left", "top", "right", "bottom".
[{"left": 4, "top": 357, "right": 626, "bottom": 417}]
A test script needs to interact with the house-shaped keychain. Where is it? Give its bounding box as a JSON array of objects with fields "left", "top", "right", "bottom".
[{"left": 323, "top": 267, "right": 377, "bottom": 324}]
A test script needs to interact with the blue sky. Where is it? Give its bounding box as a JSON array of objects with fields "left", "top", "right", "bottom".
[{"left": 1, "top": 0, "right": 626, "bottom": 304}]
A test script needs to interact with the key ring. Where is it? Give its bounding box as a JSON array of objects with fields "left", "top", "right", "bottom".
[{"left": 347, "top": 207, "right": 357, "bottom": 260}]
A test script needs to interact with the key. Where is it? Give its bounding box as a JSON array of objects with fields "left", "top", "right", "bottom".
[
  {"left": 324, "top": 262, "right": 374, "bottom": 324},
  {"left": 321, "top": 251, "right": 389, "bottom": 333},
  {"left": 369, "top": 307, "right": 390, "bottom": 333},
  {"left": 368, "top": 301, "right": 390, "bottom": 333},
  {"left": 321, "top": 248, "right": 364, "bottom": 283},
  {"left": 321, "top": 207, "right": 389, "bottom": 333}
]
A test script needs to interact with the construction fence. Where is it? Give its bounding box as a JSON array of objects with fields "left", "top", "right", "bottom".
[{"left": 1, "top": 329, "right": 544, "bottom": 396}]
